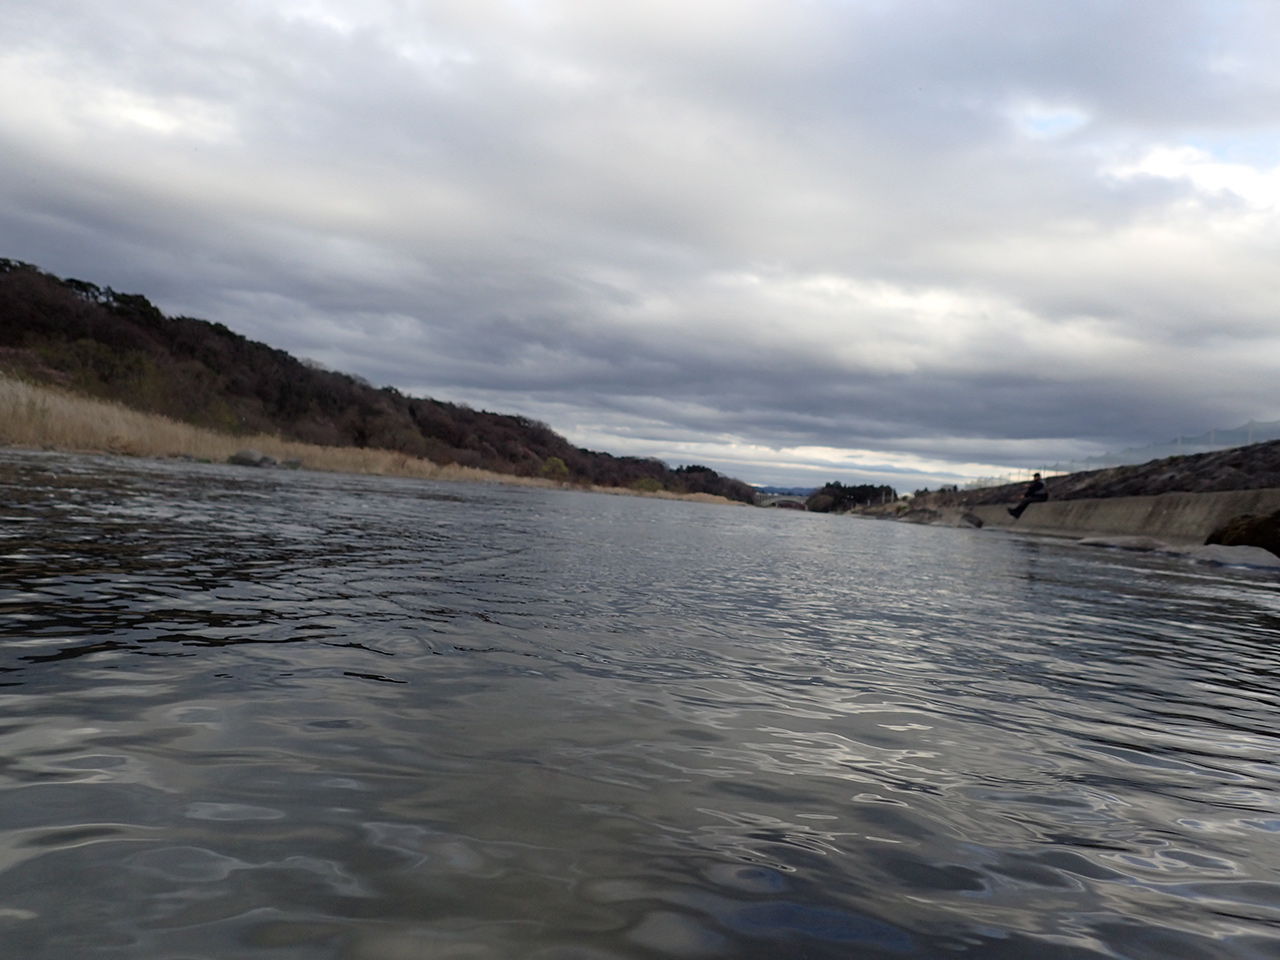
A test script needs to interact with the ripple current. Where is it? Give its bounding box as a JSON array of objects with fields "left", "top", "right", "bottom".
[{"left": 1, "top": 449, "right": 1279, "bottom": 959}]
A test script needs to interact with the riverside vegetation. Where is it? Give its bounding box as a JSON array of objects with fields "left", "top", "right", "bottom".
[
  {"left": 804, "top": 481, "right": 898, "bottom": 513},
  {"left": 0, "top": 259, "right": 756, "bottom": 503}
]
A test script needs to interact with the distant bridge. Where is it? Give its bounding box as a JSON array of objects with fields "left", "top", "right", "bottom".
[{"left": 756, "top": 494, "right": 808, "bottom": 510}]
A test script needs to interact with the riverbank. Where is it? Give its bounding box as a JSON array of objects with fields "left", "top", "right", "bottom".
[
  {"left": 858, "top": 437, "right": 1280, "bottom": 554},
  {"left": 0, "top": 374, "right": 743, "bottom": 505},
  {"left": 836, "top": 492, "right": 1278, "bottom": 567},
  {"left": 1, "top": 261, "right": 758, "bottom": 502},
  {"left": 968, "top": 488, "right": 1280, "bottom": 543}
]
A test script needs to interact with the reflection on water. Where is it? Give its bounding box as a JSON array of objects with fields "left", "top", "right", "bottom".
[{"left": 2, "top": 449, "right": 1280, "bottom": 959}]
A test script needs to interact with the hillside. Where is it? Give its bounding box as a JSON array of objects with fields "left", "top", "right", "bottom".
[
  {"left": 0, "top": 259, "right": 756, "bottom": 503},
  {"left": 970, "top": 442, "right": 1280, "bottom": 505},
  {"left": 898, "top": 440, "right": 1280, "bottom": 515}
]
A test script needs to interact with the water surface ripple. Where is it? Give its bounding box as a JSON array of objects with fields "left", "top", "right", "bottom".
[{"left": 1, "top": 450, "right": 1279, "bottom": 959}]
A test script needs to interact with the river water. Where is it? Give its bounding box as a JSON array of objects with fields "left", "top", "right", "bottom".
[{"left": 1, "top": 449, "right": 1279, "bottom": 960}]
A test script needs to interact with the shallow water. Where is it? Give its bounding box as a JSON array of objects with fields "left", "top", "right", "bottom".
[{"left": 1, "top": 449, "right": 1279, "bottom": 959}]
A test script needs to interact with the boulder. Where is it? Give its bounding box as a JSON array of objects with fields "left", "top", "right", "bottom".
[
  {"left": 228, "top": 448, "right": 268, "bottom": 467},
  {"left": 1205, "top": 510, "right": 1280, "bottom": 558}
]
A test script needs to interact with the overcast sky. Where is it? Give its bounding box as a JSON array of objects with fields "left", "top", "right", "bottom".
[{"left": 2, "top": 0, "right": 1278, "bottom": 487}]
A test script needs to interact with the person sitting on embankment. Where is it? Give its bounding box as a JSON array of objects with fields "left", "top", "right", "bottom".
[{"left": 1008, "top": 473, "right": 1048, "bottom": 519}]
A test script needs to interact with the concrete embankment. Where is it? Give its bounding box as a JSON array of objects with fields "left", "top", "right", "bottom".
[{"left": 968, "top": 488, "right": 1280, "bottom": 544}]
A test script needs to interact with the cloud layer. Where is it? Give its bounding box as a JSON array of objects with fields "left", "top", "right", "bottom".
[{"left": 3, "top": 0, "right": 1278, "bottom": 485}]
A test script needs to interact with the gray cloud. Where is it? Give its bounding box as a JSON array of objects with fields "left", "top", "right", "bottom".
[{"left": 2, "top": 0, "right": 1278, "bottom": 486}]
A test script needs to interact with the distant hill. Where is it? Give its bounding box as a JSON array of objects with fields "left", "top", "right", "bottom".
[{"left": 0, "top": 259, "right": 757, "bottom": 503}]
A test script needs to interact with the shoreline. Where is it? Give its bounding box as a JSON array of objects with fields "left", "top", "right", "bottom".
[
  {"left": 840, "top": 484, "right": 1280, "bottom": 567},
  {"left": 968, "top": 487, "right": 1280, "bottom": 544},
  {"left": 0, "top": 374, "right": 743, "bottom": 507},
  {"left": 878, "top": 493, "right": 1280, "bottom": 568}
]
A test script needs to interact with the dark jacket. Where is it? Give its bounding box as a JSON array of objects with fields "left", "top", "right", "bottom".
[{"left": 1023, "top": 477, "right": 1048, "bottom": 501}]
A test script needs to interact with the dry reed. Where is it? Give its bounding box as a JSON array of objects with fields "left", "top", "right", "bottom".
[
  {"left": 0, "top": 374, "right": 742, "bottom": 503},
  {"left": 0, "top": 374, "right": 541, "bottom": 485}
]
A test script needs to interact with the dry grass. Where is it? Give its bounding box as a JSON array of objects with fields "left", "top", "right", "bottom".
[
  {"left": 0, "top": 374, "right": 744, "bottom": 504},
  {"left": 0, "top": 374, "right": 548, "bottom": 486}
]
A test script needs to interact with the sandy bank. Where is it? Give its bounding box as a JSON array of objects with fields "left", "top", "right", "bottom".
[{"left": 967, "top": 488, "right": 1280, "bottom": 544}]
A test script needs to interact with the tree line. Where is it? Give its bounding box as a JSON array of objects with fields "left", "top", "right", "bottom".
[{"left": 806, "top": 481, "right": 897, "bottom": 512}]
